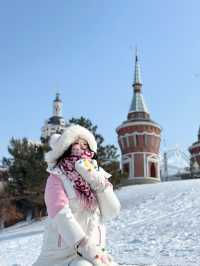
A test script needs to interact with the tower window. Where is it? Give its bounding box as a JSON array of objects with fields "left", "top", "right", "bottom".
[
  {"left": 136, "top": 135, "right": 139, "bottom": 146},
  {"left": 149, "top": 162, "right": 157, "bottom": 178},
  {"left": 123, "top": 163, "right": 129, "bottom": 175}
]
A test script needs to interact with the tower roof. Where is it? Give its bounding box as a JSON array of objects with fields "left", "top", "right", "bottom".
[
  {"left": 128, "top": 51, "right": 149, "bottom": 116},
  {"left": 48, "top": 116, "right": 65, "bottom": 125},
  {"left": 54, "top": 92, "right": 62, "bottom": 102},
  {"left": 129, "top": 92, "right": 149, "bottom": 113}
]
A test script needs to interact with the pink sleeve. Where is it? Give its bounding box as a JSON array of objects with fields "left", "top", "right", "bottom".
[{"left": 44, "top": 174, "right": 69, "bottom": 218}]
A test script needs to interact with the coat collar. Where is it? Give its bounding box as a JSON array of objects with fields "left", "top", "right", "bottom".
[{"left": 46, "top": 165, "right": 63, "bottom": 176}]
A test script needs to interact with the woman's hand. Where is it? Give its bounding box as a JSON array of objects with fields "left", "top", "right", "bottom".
[
  {"left": 75, "top": 159, "right": 111, "bottom": 192},
  {"left": 76, "top": 237, "right": 114, "bottom": 266}
]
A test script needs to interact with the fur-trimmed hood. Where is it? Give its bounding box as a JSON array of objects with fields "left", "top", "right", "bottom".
[{"left": 45, "top": 124, "right": 97, "bottom": 167}]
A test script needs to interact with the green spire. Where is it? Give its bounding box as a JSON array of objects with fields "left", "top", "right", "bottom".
[{"left": 128, "top": 49, "right": 149, "bottom": 116}]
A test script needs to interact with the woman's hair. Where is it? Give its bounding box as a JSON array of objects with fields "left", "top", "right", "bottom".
[{"left": 56, "top": 143, "right": 98, "bottom": 165}]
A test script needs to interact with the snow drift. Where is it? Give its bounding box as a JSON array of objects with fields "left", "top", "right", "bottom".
[{"left": 0, "top": 179, "right": 200, "bottom": 266}]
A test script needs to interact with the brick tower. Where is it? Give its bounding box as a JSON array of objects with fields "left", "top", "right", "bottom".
[
  {"left": 189, "top": 127, "right": 200, "bottom": 172},
  {"left": 116, "top": 52, "right": 162, "bottom": 184}
]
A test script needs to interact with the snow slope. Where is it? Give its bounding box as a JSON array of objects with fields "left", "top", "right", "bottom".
[{"left": 0, "top": 179, "right": 200, "bottom": 266}]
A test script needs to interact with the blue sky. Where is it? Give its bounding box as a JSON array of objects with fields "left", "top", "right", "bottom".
[{"left": 1, "top": 0, "right": 200, "bottom": 159}]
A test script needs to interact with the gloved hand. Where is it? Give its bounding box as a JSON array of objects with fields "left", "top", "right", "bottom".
[
  {"left": 76, "top": 237, "right": 116, "bottom": 266},
  {"left": 75, "top": 159, "right": 112, "bottom": 192}
]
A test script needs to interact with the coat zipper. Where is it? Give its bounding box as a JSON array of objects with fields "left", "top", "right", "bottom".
[
  {"left": 58, "top": 234, "right": 62, "bottom": 247},
  {"left": 98, "top": 225, "right": 101, "bottom": 245}
]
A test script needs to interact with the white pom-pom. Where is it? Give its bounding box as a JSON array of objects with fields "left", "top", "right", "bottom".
[{"left": 49, "top": 133, "right": 61, "bottom": 149}]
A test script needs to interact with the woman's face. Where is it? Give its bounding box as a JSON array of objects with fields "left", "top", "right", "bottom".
[{"left": 71, "top": 138, "right": 89, "bottom": 156}]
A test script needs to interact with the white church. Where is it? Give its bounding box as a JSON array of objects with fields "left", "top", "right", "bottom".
[{"left": 41, "top": 93, "right": 68, "bottom": 143}]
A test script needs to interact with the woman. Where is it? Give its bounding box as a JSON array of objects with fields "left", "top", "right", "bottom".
[{"left": 33, "top": 124, "right": 121, "bottom": 266}]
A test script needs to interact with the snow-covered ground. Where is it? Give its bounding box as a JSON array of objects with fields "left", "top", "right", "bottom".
[{"left": 0, "top": 179, "right": 200, "bottom": 266}]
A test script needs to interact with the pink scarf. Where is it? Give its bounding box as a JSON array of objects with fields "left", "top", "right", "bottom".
[{"left": 58, "top": 151, "right": 98, "bottom": 211}]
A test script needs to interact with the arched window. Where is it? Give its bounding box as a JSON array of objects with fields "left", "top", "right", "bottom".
[
  {"left": 150, "top": 162, "right": 156, "bottom": 178},
  {"left": 123, "top": 163, "right": 130, "bottom": 175},
  {"left": 136, "top": 135, "right": 139, "bottom": 146}
]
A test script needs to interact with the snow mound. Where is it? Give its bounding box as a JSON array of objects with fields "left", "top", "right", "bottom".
[{"left": 0, "top": 179, "right": 200, "bottom": 266}]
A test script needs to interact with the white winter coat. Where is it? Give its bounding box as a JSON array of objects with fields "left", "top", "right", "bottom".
[{"left": 33, "top": 164, "right": 121, "bottom": 266}]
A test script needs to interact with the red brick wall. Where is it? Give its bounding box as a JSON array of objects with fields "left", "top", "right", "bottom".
[
  {"left": 119, "top": 134, "right": 160, "bottom": 155},
  {"left": 117, "top": 122, "right": 161, "bottom": 179},
  {"left": 190, "top": 146, "right": 200, "bottom": 155},
  {"left": 118, "top": 124, "right": 161, "bottom": 135},
  {"left": 134, "top": 154, "right": 144, "bottom": 177}
]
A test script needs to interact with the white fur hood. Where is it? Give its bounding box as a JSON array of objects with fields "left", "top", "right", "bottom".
[{"left": 45, "top": 124, "right": 97, "bottom": 167}]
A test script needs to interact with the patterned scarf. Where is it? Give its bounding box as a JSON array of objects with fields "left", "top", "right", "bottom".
[{"left": 58, "top": 150, "right": 98, "bottom": 211}]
